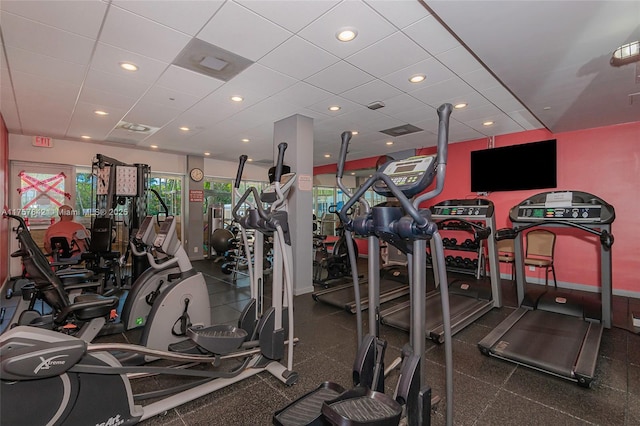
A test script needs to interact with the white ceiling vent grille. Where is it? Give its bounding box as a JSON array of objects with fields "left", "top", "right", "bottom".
[
  {"left": 379, "top": 124, "right": 423, "bottom": 137},
  {"left": 173, "top": 38, "right": 254, "bottom": 82}
]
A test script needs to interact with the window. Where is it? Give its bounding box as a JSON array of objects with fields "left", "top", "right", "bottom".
[
  {"left": 204, "top": 177, "right": 233, "bottom": 223},
  {"left": 148, "top": 174, "right": 182, "bottom": 217}
]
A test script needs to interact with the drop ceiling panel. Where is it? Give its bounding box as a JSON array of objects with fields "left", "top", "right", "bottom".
[
  {"left": 304, "top": 60, "right": 374, "bottom": 94},
  {"left": 258, "top": 36, "right": 339, "bottom": 80},
  {"left": 67, "top": 102, "right": 129, "bottom": 136},
  {"left": 403, "top": 14, "right": 460, "bottom": 57},
  {"left": 111, "top": 0, "right": 225, "bottom": 36},
  {"left": 363, "top": 0, "right": 431, "bottom": 30},
  {"left": 436, "top": 46, "right": 483, "bottom": 76},
  {"left": 452, "top": 103, "right": 503, "bottom": 123},
  {"left": 382, "top": 57, "right": 454, "bottom": 93},
  {"left": 306, "top": 96, "right": 361, "bottom": 117},
  {"left": 90, "top": 43, "right": 169, "bottom": 83},
  {"left": 298, "top": 1, "right": 396, "bottom": 59},
  {"left": 77, "top": 86, "right": 136, "bottom": 111},
  {"left": 377, "top": 93, "right": 431, "bottom": 118},
  {"left": 141, "top": 85, "right": 201, "bottom": 111},
  {"left": 0, "top": 0, "right": 107, "bottom": 39},
  {"left": 481, "top": 85, "right": 527, "bottom": 112},
  {"left": 84, "top": 69, "right": 152, "bottom": 100},
  {"left": 272, "top": 82, "right": 332, "bottom": 108},
  {"left": 346, "top": 32, "right": 431, "bottom": 78},
  {"left": 237, "top": 0, "right": 340, "bottom": 33},
  {"left": 11, "top": 71, "right": 80, "bottom": 105},
  {"left": 124, "top": 100, "right": 183, "bottom": 128},
  {"left": 337, "top": 108, "right": 405, "bottom": 131},
  {"left": 196, "top": 2, "right": 292, "bottom": 62},
  {"left": 411, "top": 77, "right": 474, "bottom": 108},
  {"left": 4, "top": 46, "right": 87, "bottom": 86},
  {"left": 20, "top": 108, "right": 72, "bottom": 137},
  {"left": 100, "top": 6, "right": 192, "bottom": 63},
  {"left": 215, "top": 63, "right": 297, "bottom": 100},
  {"left": 0, "top": 12, "right": 95, "bottom": 65},
  {"left": 155, "top": 65, "right": 224, "bottom": 98},
  {"left": 446, "top": 120, "right": 486, "bottom": 143},
  {"left": 340, "top": 79, "right": 402, "bottom": 106},
  {"left": 460, "top": 68, "right": 501, "bottom": 92}
]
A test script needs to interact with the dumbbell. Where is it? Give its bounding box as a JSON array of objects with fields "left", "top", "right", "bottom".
[
  {"left": 463, "top": 258, "right": 473, "bottom": 269},
  {"left": 442, "top": 238, "right": 450, "bottom": 247},
  {"left": 445, "top": 255, "right": 455, "bottom": 266},
  {"left": 454, "top": 256, "right": 464, "bottom": 267},
  {"left": 462, "top": 238, "right": 473, "bottom": 249},
  {"left": 449, "top": 238, "right": 458, "bottom": 247}
]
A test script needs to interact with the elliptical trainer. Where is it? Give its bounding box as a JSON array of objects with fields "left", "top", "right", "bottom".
[{"left": 274, "top": 103, "right": 454, "bottom": 426}]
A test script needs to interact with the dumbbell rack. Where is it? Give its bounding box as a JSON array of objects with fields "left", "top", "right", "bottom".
[{"left": 439, "top": 222, "right": 484, "bottom": 279}]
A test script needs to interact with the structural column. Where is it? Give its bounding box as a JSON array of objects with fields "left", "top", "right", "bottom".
[{"left": 274, "top": 114, "right": 314, "bottom": 295}]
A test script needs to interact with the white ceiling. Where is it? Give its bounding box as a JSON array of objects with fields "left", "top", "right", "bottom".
[{"left": 1, "top": 0, "right": 638, "bottom": 167}]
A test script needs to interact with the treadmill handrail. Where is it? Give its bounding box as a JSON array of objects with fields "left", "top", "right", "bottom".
[{"left": 495, "top": 220, "right": 614, "bottom": 250}]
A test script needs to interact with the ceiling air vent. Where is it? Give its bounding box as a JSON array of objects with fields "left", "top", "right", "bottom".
[
  {"left": 173, "top": 38, "right": 254, "bottom": 82},
  {"left": 379, "top": 124, "right": 423, "bottom": 137}
]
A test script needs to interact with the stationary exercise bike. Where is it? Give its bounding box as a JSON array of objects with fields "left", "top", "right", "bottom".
[
  {"left": 274, "top": 104, "right": 454, "bottom": 426},
  {"left": 0, "top": 143, "right": 298, "bottom": 425}
]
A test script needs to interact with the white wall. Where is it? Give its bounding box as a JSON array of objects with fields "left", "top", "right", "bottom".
[{"left": 9, "top": 134, "right": 269, "bottom": 179}]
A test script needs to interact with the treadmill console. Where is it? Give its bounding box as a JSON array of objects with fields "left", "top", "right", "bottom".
[
  {"left": 153, "top": 216, "right": 175, "bottom": 253},
  {"left": 431, "top": 199, "right": 494, "bottom": 219},
  {"left": 373, "top": 155, "right": 437, "bottom": 198},
  {"left": 135, "top": 215, "right": 154, "bottom": 242},
  {"left": 510, "top": 191, "right": 615, "bottom": 224}
]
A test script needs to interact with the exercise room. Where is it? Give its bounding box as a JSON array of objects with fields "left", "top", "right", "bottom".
[{"left": 1, "top": 1, "right": 639, "bottom": 425}]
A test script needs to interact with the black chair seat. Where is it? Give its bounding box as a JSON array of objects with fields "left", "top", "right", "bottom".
[{"left": 73, "top": 294, "right": 119, "bottom": 320}]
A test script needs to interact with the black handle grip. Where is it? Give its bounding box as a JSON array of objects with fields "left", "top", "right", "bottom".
[
  {"left": 495, "top": 228, "right": 517, "bottom": 240},
  {"left": 235, "top": 155, "right": 248, "bottom": 189},
  {"left": 274, "top": 142, "right": 287, "bottom": 183},
  {"left": 436, "top": 103, "right": 453, "bottom": 165},
  {"left": 3, "top": 213, "right": 27, "bottom": 230},
  {"left": 337, "top": 131, "right": 352, "bottom": 179}
]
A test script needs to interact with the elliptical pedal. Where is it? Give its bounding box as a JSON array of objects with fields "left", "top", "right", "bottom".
[{"left": 273, "top": 382, "right": 345, "bottom": 426}]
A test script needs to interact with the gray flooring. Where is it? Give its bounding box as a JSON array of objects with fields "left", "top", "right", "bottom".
[{"left": 113, "top": 259, "right": 640, "bottom": 425}]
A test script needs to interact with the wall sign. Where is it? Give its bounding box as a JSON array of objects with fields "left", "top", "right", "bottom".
[
  {"left": 32, "top": 136, "right": 53, "bottom": 148},
  {"left": 189, "top": 189, "right": 204, "bottom": 202}
]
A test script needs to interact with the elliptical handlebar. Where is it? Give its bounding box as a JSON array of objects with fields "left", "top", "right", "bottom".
[
  {"left": 336, "top": 132, "right": 370, "bottom": 216},
  {"left": 234, "top": 155, "right": 248, "bottom": 189},
  {"left": 414, "top": 103, "right": 453, "bottom": 207},
  {"left": 273, "top": 142, "right": 288, "bottom": 184},
  {"left": 3, "top": 213, "right": 27, "bottom": 230}
]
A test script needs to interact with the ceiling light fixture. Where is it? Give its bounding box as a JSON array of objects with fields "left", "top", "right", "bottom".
[
  {"left": 336, "top": 28, "right": 357, "bottom": 42},
  {"left": 324, "top": 154, "right": 331, "bottom": 158},
  {"left": 386, "top": 141, "right": 394, "bottom": 145},
  {"left": 179, "top": 126, "right": 190, "bottom": 131},
  {"left": 328, "top": 105, "right": 341, "bottom": 111},
  {"left": 119, "top": 62, "right": 138, "bottom": 72},
  {"left": 81, "top": 135, "right": 91, "bottom": 139},
  {"left": 94, "top": 110, "right": 109, "bottom": 116},
  {"left": 247, "top": 158, "right": 253, "bottom": 162},
  {"left": 454, "top": 103, "right": 467, "bottom": 109},
  {"left": 242, "top": 138, "right": 250, "bottom": 142},
  {"left": 351, "top": 131, "right": 359, "bottom": 135},
  {"left": 204, "top": 152, "right": 211, "bottom": 156},
  {"left": 350, "top": 172, "right": 356, "bottom": 175},
  {"left": 409, "top": 74, "right": 426, "bottom": 83},
  {"left": 150, "top": 145, "right": 158, "bottom": 149},
  {"left": 483, "top": 121, "right": 494, "bottom": 126},
  {"left": 611, "top": 40, "right": 640, "bottom": 66},
  {"left": 231, "top": 96, "right": 243, "bottom": 102}
]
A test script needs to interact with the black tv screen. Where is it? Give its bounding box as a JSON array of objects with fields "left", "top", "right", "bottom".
[{"left": 470, "top": 139, "right": 557, "bottom": 192}]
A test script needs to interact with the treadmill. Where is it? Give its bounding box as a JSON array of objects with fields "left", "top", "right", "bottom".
[
  {"left": 380, "top": 199, "right": 502, "bottom": 342},
  {"left": 312, "top": 263, "right": 410, "bottom": 313},
  {"left": 478, "top": 190, "right": 615, "bottom": 387}
]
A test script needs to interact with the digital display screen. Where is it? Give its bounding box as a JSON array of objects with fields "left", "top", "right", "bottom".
[
  {"left": 394, "top": 164, "right": 416, "bottom": 173},
  {"left": 441, "top": 208, "right": 451, "bottom": 215},
  {"left": 532, "top": 208, "right": 544, "bottom": 218}
]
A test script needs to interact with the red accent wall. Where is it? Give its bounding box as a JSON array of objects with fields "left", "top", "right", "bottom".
[
  {"left": 317, "top": 121, "right": 640, "bottom": 293},
  {"left": 0, "top": 114, "right": 8, "bottom": 284}
]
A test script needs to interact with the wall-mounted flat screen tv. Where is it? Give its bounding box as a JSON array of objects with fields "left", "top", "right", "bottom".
[{"left": 470, "top": 139, "right": 557, "bottom": 192}]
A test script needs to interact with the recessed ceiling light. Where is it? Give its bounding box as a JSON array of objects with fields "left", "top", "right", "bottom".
[
  {"left": 328, "top": 105, "right": 341, "bottom": 111},
  {"left": 81, "top": 135, "right": 91, "bottom": 139},
  {"left": 324, "top": 154, "right": 331, "bottom": 158},
  {"left": 247, "top": 158, "right": 253, "bottom": 162},
  {"left": 179, "top": 126, "right": 190, "bottom": 131},
  {"left": 231, "top": 96, "right": 243, "bottom": 102},
  {"left": 336, "top": 28, "right": 357, "bottom": 42},
  {"left": 119, "top": 62, "right": 138, "bottom": 72},
  {"left": 241, "top": 138, "right": 250, "bottom": 142},
  {"left": 150, "top": 145, "right": 158, "bottom": 149},
  {"left": 204, "top": 152, "right": 211, "bottom": 156},
  {"left": 483, "top": 121, "right": 494, "bottom": 126},
  {"left": 351, "top": 131, "right": 359, "bottom": 135},
  {"left": 350, "top": 172, "right": 356, "bottom": 175},
  {"left": 409, "top": 74, "right": 426, "bottom": 83},
  {"left": 543, "top": 106, "right": 552, "bottom": 110},
  {"left": 94, "top": 110, "right": 109, "bottom": 116},
  {"left": 454, "top": 103, "right": 467, "bottom": 109},
  {"left": 386, "top": 141, "right": 394, "bottom": 145}
]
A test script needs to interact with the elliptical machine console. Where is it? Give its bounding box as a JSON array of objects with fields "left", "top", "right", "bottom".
[{"left": 374, "top": 155, "right": 438, "bottom": 198}]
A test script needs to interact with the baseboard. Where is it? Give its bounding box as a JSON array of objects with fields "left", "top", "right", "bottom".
[
  {"left": 499, "top": 273, "right": 640, "bottom": 299},
  {"left": 294, "top": 285, "right": 314, "bottom": 296}
]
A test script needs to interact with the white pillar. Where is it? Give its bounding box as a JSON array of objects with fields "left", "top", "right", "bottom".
[{"left": 273, "top": 115, "right": 314, "bottom": 295}]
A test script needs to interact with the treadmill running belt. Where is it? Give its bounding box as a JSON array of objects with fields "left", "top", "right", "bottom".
[{"left": 494, "top": 310, "right": 590, "bottom": 377}]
